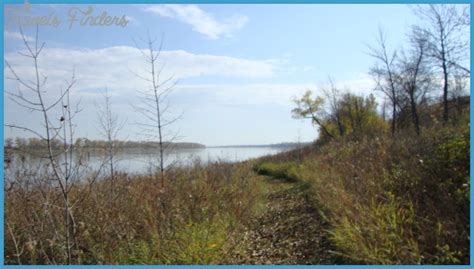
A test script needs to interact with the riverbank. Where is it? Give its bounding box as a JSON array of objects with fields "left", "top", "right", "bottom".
[
  {"left": 5, "top": 161, "right": 263, "bottom": 264},
  {"left": 4, "top": 108, "right": 470, "bottom": 264},
  {"left": 5, "top": 156, "right": 349, "bottom": 265},
  {"left": 251, "top": 119, "right": 470, "bottom": 264}
]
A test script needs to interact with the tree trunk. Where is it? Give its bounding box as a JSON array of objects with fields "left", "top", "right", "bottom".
[
  {"left": 391, "top": 100, "right": 396, "bottom": 136},
  {"left": 410, "top": 91, "right": 420, "bottom": 135},
  {"left": 442, "top": 60, "right": 449, "bottom": 123}
]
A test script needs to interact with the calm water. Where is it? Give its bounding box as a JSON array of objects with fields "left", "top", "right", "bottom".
[{"left": 6, "top": 146, "right": 292, "bottom": 176}]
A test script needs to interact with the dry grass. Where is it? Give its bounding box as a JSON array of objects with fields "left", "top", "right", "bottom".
[
  {"left": 5, "top": 161, "right": 264, "bottom": 264},
  {"left": 254, "top": 110, "right": 470, "bottom": 264}
]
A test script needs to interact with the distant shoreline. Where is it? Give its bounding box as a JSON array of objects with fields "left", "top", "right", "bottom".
[
  {"left": 208, "top": 142, "right": 312, "bottom": 149},
  {"left": 4, "top": 140, "right": 312, "bottom": 152}
]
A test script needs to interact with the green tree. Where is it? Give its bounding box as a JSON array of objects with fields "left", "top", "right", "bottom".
[
  {"left": 338, "top": 93, "right": 387, "bottom": 138},
  {"left": 293, "top": 90, "right": 387, "bottom": 142},
  {"left": 292, "top": 90, "right": 335, "bottom": 140}
]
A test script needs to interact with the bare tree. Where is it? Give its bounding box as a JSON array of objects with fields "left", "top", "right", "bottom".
[
  {"left": 132, "top": 33, "right": 180, "bottom": 188},
  {"left": 413, "top": 4, "right": 470, "bottom": 122},
  {"left": 323, "top": 77, "right": 345, "bottom": 137},
  {"left": 381, "top": 97, "right": 388, "bottom": 122},
  {"left": 396, "top": 29, "right": 432, "bottom": 135},
  {"left": 5, "top": 26, "right": 88, "bottom": 264},
  {"left": 96, "top": 88, "right": 125, "bottom": 182},
  {"left": 368, "top": 28, "right": 400, "bottom": 136}
]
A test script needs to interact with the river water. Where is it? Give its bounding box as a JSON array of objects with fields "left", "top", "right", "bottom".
[{"left": 5, "top": 146, "right": 292, "bottom": 176}]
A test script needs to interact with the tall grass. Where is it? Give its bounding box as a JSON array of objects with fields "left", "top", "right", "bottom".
[
  {"left": 4, "top": 161, "right": 264, "bottom": 264},
  {"left": 254, "top": 112, "right": 469, "bottom": 264}
]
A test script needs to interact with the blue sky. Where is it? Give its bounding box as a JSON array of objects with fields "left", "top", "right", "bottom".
[{"left": 3, "top": 4, "right": 451, "bottom": 146}]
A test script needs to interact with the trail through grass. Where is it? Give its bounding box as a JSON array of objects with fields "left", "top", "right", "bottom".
[{"left": 232, "top": 175, "right": 345, "bottom": 264}]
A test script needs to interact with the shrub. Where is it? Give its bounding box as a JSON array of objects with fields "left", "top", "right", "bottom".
[
  {"left": 272, "top": 111, "right": 470, "bottom": 264},
  {"left": 4, "top": 161, "right": 262, "bottom": 265},
  {"left": 254, "top": 162, "right": 300, "bottom": 182}
]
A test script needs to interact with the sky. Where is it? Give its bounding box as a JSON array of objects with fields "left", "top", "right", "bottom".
[{"left": 3, "top": 4, "right": 461, "bottom": 146}]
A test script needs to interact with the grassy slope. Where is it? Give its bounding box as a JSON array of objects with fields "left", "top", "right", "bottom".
[
  {"left": 253, "top": 108, "right": 470, "bottom": 264},
  {"left": 5, "top": 162, "right": 267, "bottom": 265},
  {"left": 5, "top": 100, "right": 470, "bottom": 265}
]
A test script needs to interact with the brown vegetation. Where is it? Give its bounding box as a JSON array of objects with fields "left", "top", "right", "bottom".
[{"left": 5, "top": 161, "right": 262, "bottom": 264}]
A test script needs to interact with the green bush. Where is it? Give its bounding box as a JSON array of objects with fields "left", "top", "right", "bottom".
[
  {"left": 330, "top": 193, "right": 421, "bottom": 264},
  {"left": 254, "top": 162, "right": 300, "bottom": 182},
  {"left": 281, "top": 115, "right": 470, "bottom": 264}
]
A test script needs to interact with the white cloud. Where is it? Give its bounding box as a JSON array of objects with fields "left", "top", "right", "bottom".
[
  {"left": 145, "top": 4, "right": 249, "bottom": 39},
  {"left": 4, "top": 45, "right": 276, "bottom": 102},
  {"left": 175, "top": 77, "right": 377, "bottom": 108},
  {"left": 3, "top": 44, "right": 378, "bottom": 110},
  {"left": 4, "top": 44, "right": 377, "bottom": 111},
  {"left": 176, "top": 83, "right": 315, "bottom": 107},
  {"left": 333, "top": 75, "right": 376, "bottom": 97},
  {"left": 4, "top": 31, "right": 34, "bottom": 42},
  {"left": 125, "top": 16, "right": 139, "bottom": 26},
  {"left": 4, "top": 45, "right": 381, "bottom": 143},
  {"left": 173, "top": 77, "right": 377, "bottom": 110}
]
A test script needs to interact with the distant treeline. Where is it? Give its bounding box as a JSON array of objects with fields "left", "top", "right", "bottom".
[
  {"left": 4, "top": 138, "right": 206, "bottom": 151},
  {"left": 5, "top": 138, "right": 310, "bottom": 151},
  {"left": 211, "top": 142, "right": 311, "bottom": 148}
]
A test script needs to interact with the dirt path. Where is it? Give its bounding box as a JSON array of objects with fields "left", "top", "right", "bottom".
[{"left": 232, "top": 176, "right": 344, "bottom": 265}]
